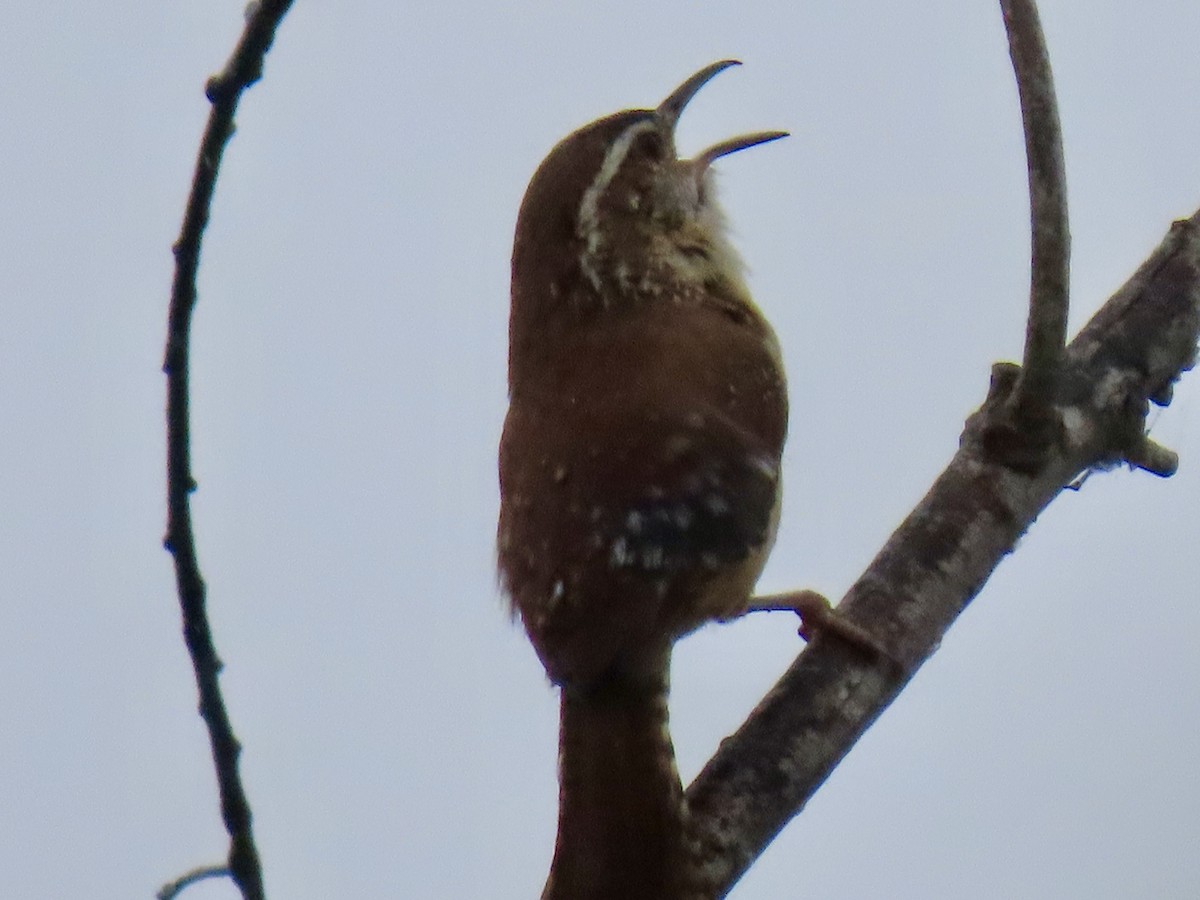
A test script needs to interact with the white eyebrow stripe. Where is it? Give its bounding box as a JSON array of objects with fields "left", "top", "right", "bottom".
[{"left": 576, "top": 119, "right": 657, "bottom": 292}]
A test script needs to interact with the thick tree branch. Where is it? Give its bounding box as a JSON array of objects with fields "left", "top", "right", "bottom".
[
  {"left": 162, "top": 2, "right": 295, "bottom": 898},
  {"left": 685, "top": 211, "right": 1200, "bottom": 897},
  {"left": 1001, "top": 0, "right": 1071, "bottom": 415}
]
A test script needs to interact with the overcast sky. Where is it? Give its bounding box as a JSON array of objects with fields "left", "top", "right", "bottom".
[{"left": 3, "top": 2, "right": 1199, "bottom": 898}]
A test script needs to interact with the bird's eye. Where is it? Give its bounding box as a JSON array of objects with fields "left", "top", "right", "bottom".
[{"left": 633, "top": 130, "right": 667, "bottom": 162}]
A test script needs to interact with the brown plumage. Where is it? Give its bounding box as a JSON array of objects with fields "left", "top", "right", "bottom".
[{"left": 498, "top": 61, "right": 789, "bottom": 899}]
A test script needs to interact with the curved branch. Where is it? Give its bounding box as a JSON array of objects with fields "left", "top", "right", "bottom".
[
  {"left": 1001, "top": 0, "right": 1071, "bottom": 410},
  {"left": 162, "top": 3, "right": 295, "bottom": 898},
  {"left": 157, "top": 865, "right": 232, "bottom": 900},
  {"left": 686, "top": 211, "right": 1200, "bottom": 897}
]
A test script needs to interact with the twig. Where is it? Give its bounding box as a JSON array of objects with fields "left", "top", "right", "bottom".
[
  {"left": 1126, "top": 436, "right": 1178, "bottom": 477},
  {"left": 1001, "top": 0, "right": 1071, "bottom": 410},
  {"left": 157, "top": 865, "right": 232, "bottom": 900},
  {"left": 685, "top": 211, "right": 1200, "bottom": 897},
  {"left": 162, "top": 3, "right": 295, "bottom": 898}
]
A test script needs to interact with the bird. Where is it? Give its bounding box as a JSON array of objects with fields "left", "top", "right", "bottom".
[{"left": 497, "top": 60, "right": 879, "bottom": 900}]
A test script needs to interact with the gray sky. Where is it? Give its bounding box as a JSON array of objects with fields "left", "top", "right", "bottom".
[{"left": 3, "top": 1, "right": 1199, "bottom": 897}]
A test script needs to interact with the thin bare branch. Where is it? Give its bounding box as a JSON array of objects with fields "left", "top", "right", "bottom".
[
  {"left": 1001, "top": 0, "right": 1071, "bottom": 410},
  {"left": 157, "top": 865, "right": 232, "bottom": 900},
  {"left": 162, "top": 3, "right": 295, "bottom": 898},
  {"left": 686, "top": 212, "right": 1200, "bottom": 897}
]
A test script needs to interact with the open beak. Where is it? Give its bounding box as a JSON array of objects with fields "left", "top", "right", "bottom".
[{"left": 657, "top": 60, "right": 788, "bottom": 170}]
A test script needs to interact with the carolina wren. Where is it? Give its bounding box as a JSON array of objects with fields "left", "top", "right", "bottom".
[
  {"left": 497, "top": 61, "right": 860, "bottom": 899},
  {"left": 500, "top": 59, "right": 791, "bottom": 686}
]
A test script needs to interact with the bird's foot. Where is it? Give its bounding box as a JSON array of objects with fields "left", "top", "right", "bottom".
[{"left": 742, "top": 589, "right": 892, "bottom": 661}]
